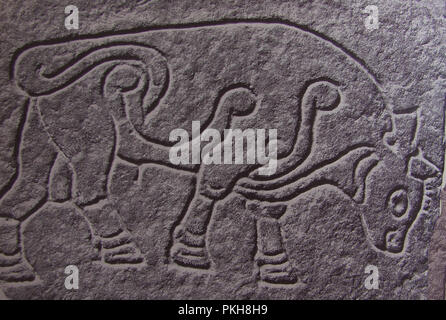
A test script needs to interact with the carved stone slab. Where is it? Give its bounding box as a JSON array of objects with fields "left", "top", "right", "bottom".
[{"left": 0, "top": 0, "right": 445, "bottom": 299}]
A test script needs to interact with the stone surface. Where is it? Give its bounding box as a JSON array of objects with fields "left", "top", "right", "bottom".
[
  {"left": 428, "top": 190, "right": 446, "bottom": 300},
  {"left": 0, "top": 0, "right": 445, "bottom": 299}
]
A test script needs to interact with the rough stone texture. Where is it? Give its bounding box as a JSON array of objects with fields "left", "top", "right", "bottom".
[{"left": 0, "top": 0, "right": 445, "bottom": 299}]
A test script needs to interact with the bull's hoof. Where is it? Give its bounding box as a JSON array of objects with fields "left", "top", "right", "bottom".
[
  {"left": 0, "top": 253, "right": 35, "bottom": 283},
  {"left": 256, "top": 252, "right": 296, "bottom": 285},
  {"left": 100, "top": 230, "right": 145, "bottom": 266},
  {"left": 170, "top": 226, "right": 210, "bottom": 269},
  {"left": 259, "top": 263, "right": 297, "bottom": 285},
  {"left": 170, "top": 243, "right": 211, "bottom": 269}
]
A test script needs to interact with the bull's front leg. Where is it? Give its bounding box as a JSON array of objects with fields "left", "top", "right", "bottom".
[
  {"left": 246, "top": 201, "right": 297, "bottom": 285},
  {"left": 169, "top": 191, "right": 215, "bottom": 269},
  {"left": 170, "top": 87, "right": 259, "bottom": 270},
  {"left": 170, "top": 163, "right": 256, "bottom": 270}
]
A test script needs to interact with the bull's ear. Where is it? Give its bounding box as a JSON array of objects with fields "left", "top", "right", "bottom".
[{"left": 408, "top": 150, "right": 441, "bottom": 181}]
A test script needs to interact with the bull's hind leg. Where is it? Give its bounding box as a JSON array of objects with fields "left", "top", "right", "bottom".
[
  {"left": 246, "top": 201, "right": 296, "bottom": 285},
  {"left": 0, "top": 219, "right": 35, "bottom": 282},
  {"left": 0, "top": 100, "right": 58, "bottom": 283},
  {"left": 70, "top": 148, "right": 145, "bottom": 266},
  {"left": 79, "top": 200, "right": 145, "bottom": 266},
  {"left": 39, "top": 88, "right": 145, "bottom": 267}
]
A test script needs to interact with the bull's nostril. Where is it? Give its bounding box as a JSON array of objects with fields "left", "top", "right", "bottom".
[
  {"left": 386, "top": 230, "right": 404, "bottom": 253},
  {"left": 385, "top": 135, "right": 396, "bottom": 146}
]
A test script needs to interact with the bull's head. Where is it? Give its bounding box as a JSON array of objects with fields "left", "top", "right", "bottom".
[{"left": 361, "top": 109, "right": 441, "bottom": 254}]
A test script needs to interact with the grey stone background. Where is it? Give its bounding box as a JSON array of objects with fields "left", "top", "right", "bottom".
[{"left": 0, "top": 0, "right": 445, "bottom": 299}]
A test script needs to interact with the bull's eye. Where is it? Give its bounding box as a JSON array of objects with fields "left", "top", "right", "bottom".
[{"left": 388, "top": 189, "right": 408, "bottom": 218}]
